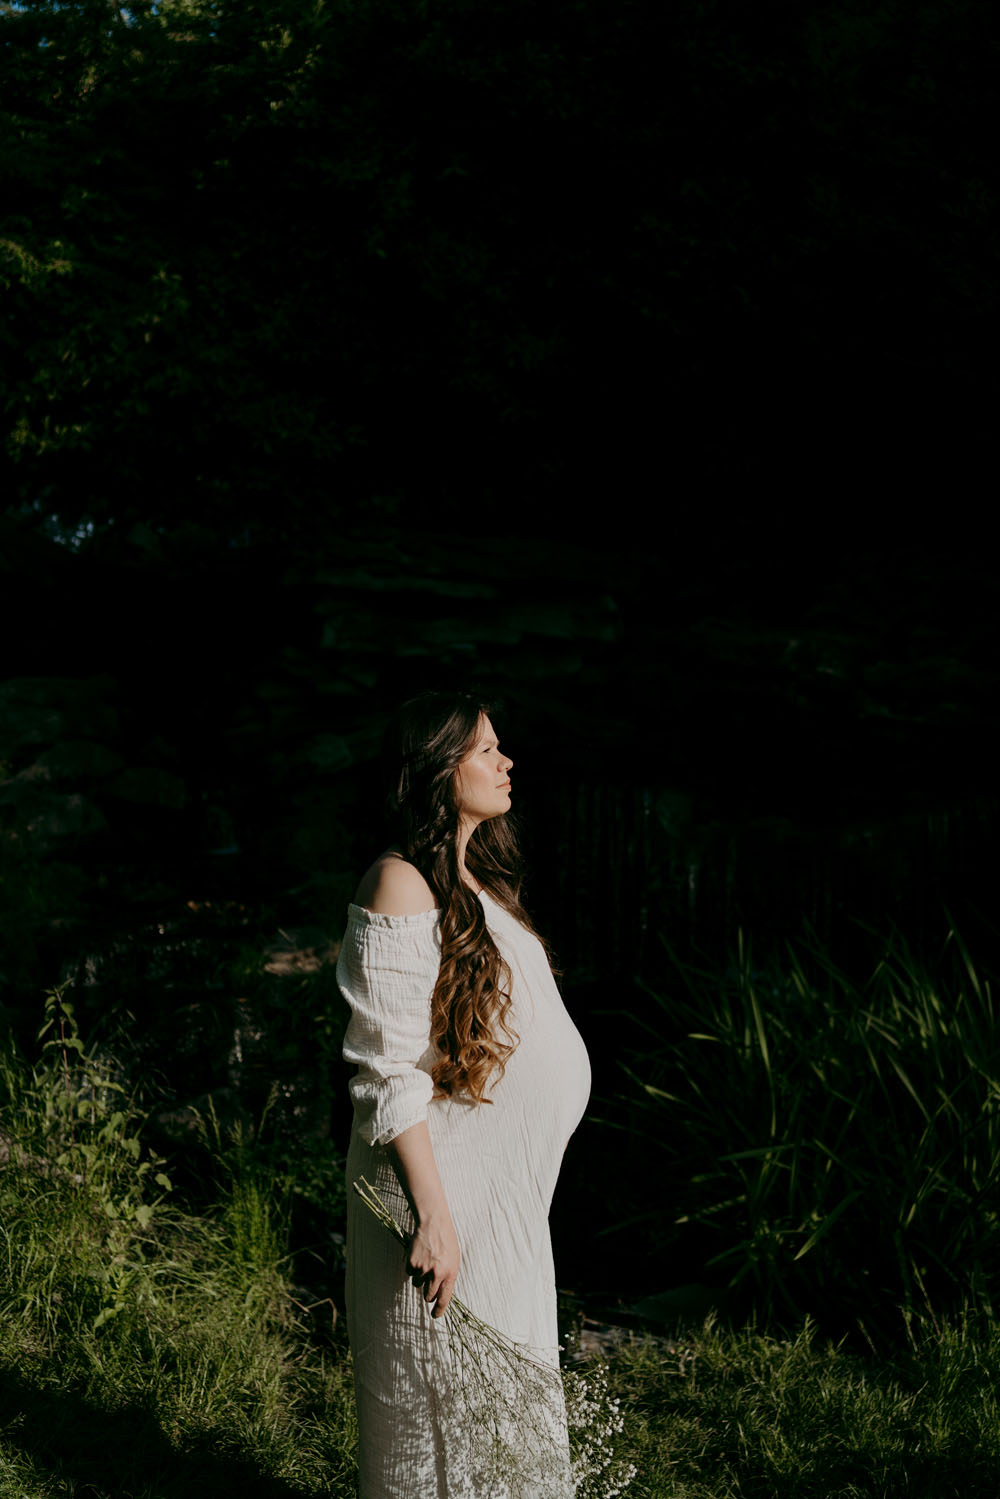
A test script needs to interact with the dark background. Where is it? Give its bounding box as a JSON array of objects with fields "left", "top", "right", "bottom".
[{"left": 2, "top": 0, "right": 998, "bottom": 1316}]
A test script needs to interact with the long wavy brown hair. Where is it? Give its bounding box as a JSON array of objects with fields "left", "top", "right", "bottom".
[{"left": 382, "top": 690, "right": 551, "bottom": 1105}]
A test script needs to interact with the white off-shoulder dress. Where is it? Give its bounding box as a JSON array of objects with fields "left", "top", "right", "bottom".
[{"left": 338, "top": 889, "right": 591, "bottom": 1498}]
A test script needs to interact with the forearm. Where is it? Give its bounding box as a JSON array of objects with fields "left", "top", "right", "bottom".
[
  {"left": 386, "top": 1119, "right": 453, "bottom": 1228},
  {"left": 387, "top": 1120, "right": 460, "bottom": 1315}
]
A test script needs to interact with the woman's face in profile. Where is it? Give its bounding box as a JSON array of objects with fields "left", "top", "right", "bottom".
[{"left": 454, "top": 715, "right": 513, "bottom": 826}]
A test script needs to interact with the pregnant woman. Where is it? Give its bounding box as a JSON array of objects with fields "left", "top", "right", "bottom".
[{"left": 337, "top": 690, "right": 591, "bottom": 1497}]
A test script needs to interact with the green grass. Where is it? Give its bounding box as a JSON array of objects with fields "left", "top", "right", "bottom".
[
  {"left": 613, "top": 923, "right": 1000, "bottom": 1333},
  {"left": 4, "top": 1300, "right": 1000, "bottom": 1499},
  {"left": 597, "top": 1312, "right": 1000, "bottom": 1498},
  {"left": 0, "top": 983, "right": 357, "bottom": 1498},
  {"left": 4, "top": 973, "right": 1000, "bottom": 1498}
]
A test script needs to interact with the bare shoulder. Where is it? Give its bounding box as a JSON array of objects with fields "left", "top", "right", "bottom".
[{"left": 352, "top": 850, "right": 437, "bottom": 915}]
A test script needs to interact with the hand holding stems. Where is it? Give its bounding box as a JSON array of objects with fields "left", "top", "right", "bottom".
[
  {"left": 407, "top": 1211, "right": 460, "bottom": 1317},
  {"left": 353, "top": 1174, "right": 566, "bottom": 1378},
  {"left": 385, "top": 1120, "right": 460, "bottom": 1318},
  {"left": 353, "top": 1174, "right": 633, "bottom": 1498}
]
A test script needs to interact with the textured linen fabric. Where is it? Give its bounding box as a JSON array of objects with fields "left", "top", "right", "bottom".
[{"left": 339, "top": 890, "right": 592, "bottom": 1498}]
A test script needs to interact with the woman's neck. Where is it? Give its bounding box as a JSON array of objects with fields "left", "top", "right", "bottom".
[
  {"left": 386, "top": 835, "right": 482, "bottom": 895},
  {"left": 457, "top": 817, "right": 483, "bottom": 894}
]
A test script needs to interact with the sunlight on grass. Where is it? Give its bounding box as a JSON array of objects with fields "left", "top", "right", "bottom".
[
  {"left": 4, "top": 975, "right": 1000, "bottom": 1497},
  {"left": 0, "top": 982, "right": 358, "bottom": 1497},
  {"left": 600, "top": 1313, "right": 1000, "bottom": 1497}
]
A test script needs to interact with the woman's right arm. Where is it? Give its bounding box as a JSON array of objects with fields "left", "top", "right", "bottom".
[
  {"left": 344, "top": 855, "right": 460, "bottom": 1317},
  {"left": 387, "top": 1120, "right": 461, "bottom": 1317}
]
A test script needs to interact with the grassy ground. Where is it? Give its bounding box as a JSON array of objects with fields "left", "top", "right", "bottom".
[
  {"left": 3, "top": 985, "right": 1000, "bottom": 1498},
  {"left": 3, "top": 1294, "right": 1000, "bottom": 1498},
  {"left": 602, "top": 1313, "right": 1000, "bottom": 1498}
]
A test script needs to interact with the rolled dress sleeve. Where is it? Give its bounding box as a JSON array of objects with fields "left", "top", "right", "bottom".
[{"left": 337, "top": 903, "right": 442, "bottom": 1148}]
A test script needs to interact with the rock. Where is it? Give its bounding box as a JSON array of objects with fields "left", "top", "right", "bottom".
[
  {"left": 261, "top": 928, "right": 340, "bottom": 975},
  {"left": 631, "top": 1284, "right": 726, "bottom": 1327},
  {"left": 566, "top": 1315, "right": 682, "bottom": 1362}
]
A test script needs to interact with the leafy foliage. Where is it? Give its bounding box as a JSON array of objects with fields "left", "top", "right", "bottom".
[
  {"left": 2, "top": 0, "right": 995, "bottom": 542},
  {"left": 3, "top": 979, "right": 174, "bottom": 1332},
  {"left": 615, "top": 925, "right": 1000, "bottom": 1332},
  {"left": 0, "top": 982, "right": 358, "bottom": 1495}
]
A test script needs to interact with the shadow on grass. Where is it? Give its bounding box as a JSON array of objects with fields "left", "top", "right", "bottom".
[
  {"left": 737, "top": 1445, "right": 1000, "bottom": 1499},
  {"left": 0, "top": 1364, "right": 339, "bottom": 1499}
]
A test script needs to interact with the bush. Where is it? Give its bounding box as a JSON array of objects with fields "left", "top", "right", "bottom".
[
  {"left": 617, "top": 925, "right": 1000, "bottom": 1332},
  {"left": 0, "top": 982, "right": 358, "bottom": 1497}
]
